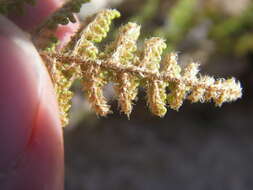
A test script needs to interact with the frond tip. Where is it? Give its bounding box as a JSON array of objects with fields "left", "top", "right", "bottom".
[{"left": 39, "top": 9, "right": 242, "bottom": 126}]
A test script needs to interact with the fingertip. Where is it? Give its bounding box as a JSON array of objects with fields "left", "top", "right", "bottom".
[
  {"left": 0, "top": 16, "right": 64, "bottom": 190},
  {"left": 9, "top": 0, "right": 64, "bottom": 31},
  {"left": 8, "top": 0, "right": 81, "bottom": 50}
]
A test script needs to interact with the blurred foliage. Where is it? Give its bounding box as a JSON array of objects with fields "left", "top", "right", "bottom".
[
  {"left": 155, "top": 0, "right": 199, "bottom": 52},
  {"left": 208, "top": 3, "right": 253, "bottom": 55},
  {"left": 130, "top": 0, "right": 160, "bottom": 25},
  {"left": 115, "top": 0, "right": 253, "bottom": 56}
]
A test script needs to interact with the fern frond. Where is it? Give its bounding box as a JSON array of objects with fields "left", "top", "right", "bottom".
[{"left": 39, "top": 9, "right": 242, "bottom": 126}]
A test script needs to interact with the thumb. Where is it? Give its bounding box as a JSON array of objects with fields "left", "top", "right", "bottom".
[
  {"left": 9, "top": 0, "right": 80, "bottom": 49},
  {"left": 0, "top": 15, "right": 63, "bottom": 190},
  {"left": 9, "top": 0, "right": 64, "bottom": 31}
]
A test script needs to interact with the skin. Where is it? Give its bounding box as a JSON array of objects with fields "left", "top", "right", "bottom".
[{"left": 0, "top": 0, "right": 79, "bottom": 189}]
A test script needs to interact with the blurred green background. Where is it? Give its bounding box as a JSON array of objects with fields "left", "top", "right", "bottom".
[{"left": 65, "top": 0, "right": 253, "bottom": 189}]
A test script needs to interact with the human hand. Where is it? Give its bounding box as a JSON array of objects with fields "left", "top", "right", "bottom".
[{"left": 0, "top": 1, "right": 79, "bottom": 189}]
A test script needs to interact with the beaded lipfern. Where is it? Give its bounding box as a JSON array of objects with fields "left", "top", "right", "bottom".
[{"left": 40, "top": 9, "right": 242, "bottom": 126}]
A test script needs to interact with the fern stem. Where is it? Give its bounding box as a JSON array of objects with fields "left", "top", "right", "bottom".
[{"left": 41, "top": 51, "right": 242, "bottom": 105}]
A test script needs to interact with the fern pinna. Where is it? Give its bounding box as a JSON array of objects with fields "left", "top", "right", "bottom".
[{"left": 39, "top": 9, "right": 242, "bottom": 126}]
